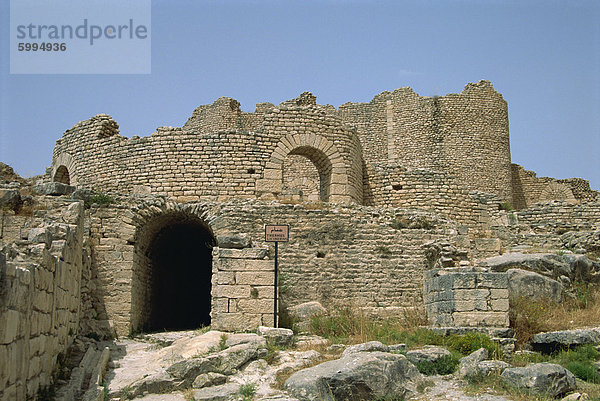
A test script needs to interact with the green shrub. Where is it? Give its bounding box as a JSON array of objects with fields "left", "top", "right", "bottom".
[
  {"left": 87, "top": 193, "right": 116, "bottom": 206},
  {"left": 238, "top": 382, "right": 257, "bottom": 400},
  {"left": 565, "top": 361, "right": 600, "bottom": 383},
  {"left": 446, "top": 331, "right": 502, "bottom": 359},
  {"left": 499, "top": 202, "right": 513, "bottom": 211},
  {"left": 218, "top": 333, "right": 228, "bottom": 351},
  {"left": 414, "top": 353, "right": 460, "bottom": 375}
]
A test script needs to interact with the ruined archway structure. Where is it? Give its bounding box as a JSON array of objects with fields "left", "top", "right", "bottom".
[
  {"left": 51, "top": 152, "right": 77, "bottom": 185},
  {"left": 49, "top": 82, "right": 598, "bottom": 208},
  {"left": 257, "top": 133, "right": 363, "bottom": 203}
]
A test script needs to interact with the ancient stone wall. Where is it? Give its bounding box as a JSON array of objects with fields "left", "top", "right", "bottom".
[
  {"left": 515, "top": 200, "right": 600, "bottom": 233},
  {"left": 85, "top": 196, "right": 458, "bottom": 336},
  {"left": 211, "top": 247, "right": 275, "bottom": 331},
  {"left": 0, "top": 199, "right": 87, "bottom": 401},
  {"left": 340, "top": 80, "right": 512, "bottom": 201},
  {"left": 424, "top": 268, "right": 509, "bottom": 328},
  {"left": 51, "top": 93, "right": 363, "bottom": 205},
  {"left": 364, "top": 163, "right": 502, "bottom": 230}
]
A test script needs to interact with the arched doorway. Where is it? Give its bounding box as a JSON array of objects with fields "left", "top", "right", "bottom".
[
  {"left": 282, "top": 146, "right": 332, "bottom": 202},
  {"left": 54, "top": 165, "right": 70, "bottom": 185},
  {"left": 132, "top": 212, "right": 215, "bottom": 333}
]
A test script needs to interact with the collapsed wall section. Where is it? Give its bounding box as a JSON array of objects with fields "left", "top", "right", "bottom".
[
  {"left": 340, "top": 81, "right": 512, "bottom": 202},
  {"left": 511, "top": 164, "right": 598, "bottom": 209},
  {"left": 0, "top": 199, "right": 87, "bottom": 401}
]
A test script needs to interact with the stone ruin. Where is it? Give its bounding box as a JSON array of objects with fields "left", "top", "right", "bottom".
[{"left": 1, "top": 81, "right": 599, "bottom": 400}]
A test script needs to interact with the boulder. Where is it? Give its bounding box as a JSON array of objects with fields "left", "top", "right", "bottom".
[
  {"left": 289, "top": 302, "right": 326, "bottom": 332},
  {"left": 34, "top": 182, "right": 75, "bottom": 196},
  {"left": 457, "top": 348, "right": 488, "bottom": 378},
  {"left": 406, "top": 346, "right": 451, "bottom": 364},
  {"left": 530, "top": 328, "right": 600, "bottom": 353},
  {"left": 480, "top": 252, "right": 599, "bottom": 284},
  {"left": 71, "top": 188, "right": 95, "bottom": 203},
  {"left": 192, "top": 382, "right": 241, "bottom": 401},
  {"left": 0, "top": 189, "right": 22, "bottom": 211},
  {"left": 167, "top": 341, "right": 265, "bottom": 385},
  {"left": 216, "top": 233, "right": 252, "bottom": 249},
  {"left": 285, "top": 351, "right": 422, "bottom": 401},
  {"left": 476, "top": 360, "right": 511, "bottom": 376},
  {"left": 342, "top": 341, "right": 389, "bottom": 356},
  {"left": 192, "top": 372, "right": 227, "bottom": 389},
  {"left": 507, "top": 268, "right": 563, "bottom": 303},
  {"left": 501, "top": 363, "right": 576, "bottom": 398},
  {"left": 257, "top": 326, "right": 294, "bottom": 347}
]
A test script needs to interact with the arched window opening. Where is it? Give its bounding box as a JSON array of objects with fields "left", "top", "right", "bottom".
[{"left": 54, "top": 165, "right": 70, "bottom": 185}]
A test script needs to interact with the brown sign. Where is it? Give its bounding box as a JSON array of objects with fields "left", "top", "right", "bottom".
[{"left": 265, "top": 225, "right": 289, "bottom": 242}]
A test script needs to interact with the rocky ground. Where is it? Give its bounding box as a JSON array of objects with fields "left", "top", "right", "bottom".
[{"left": 50, "top": 326, "right": 600, "bottom": 401}]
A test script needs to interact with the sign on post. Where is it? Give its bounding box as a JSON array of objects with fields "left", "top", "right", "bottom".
[
  {"left": 265, "top": 224, "right": 289, "bottom": 328},
  {"left": 265, "top": 225, "right": 289, "bottom": 242}
]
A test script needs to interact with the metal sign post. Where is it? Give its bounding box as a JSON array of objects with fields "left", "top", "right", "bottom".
[{"left": 265, "top": 224, "right": 289, "bottom": 328}]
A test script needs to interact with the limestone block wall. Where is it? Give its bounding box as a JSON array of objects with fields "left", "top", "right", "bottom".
[
  {"left": 364, "top": 163, "right": 500, "bottom": 229},
  {"left": 51, "top": 93, "right": 364, "bottom": 204},
  {"left": 515, "top": 200, "right": 600, "bottom": 233},
  {"left": 340, "top": 80, "right": 512, "bottom": 201},
  {"left": 511, "top": 164, "right": 598, "bottom": 209},
  {"left": 211, "top": 247, "right": 275, "bottom": 331},
  {"left": 0, "top": 200, "right": 87, "bottom": 401},
  {"left": 424, "top": 268, "right": 509, "bottom": 328},
  {"left": 86, "top": 196, "right": 459, "bottom": 336}
]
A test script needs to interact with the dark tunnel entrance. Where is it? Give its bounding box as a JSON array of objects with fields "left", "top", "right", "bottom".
[{"left": 132, "top": 213, "right": 215, "bottom": 333}]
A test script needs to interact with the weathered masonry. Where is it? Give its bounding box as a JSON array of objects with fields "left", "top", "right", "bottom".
[
  {"left": 1, "top": 81, "right": 599, "bottom": 400},
  {"left": 50, "top": 81, "right": 597, "bottom": 215}
]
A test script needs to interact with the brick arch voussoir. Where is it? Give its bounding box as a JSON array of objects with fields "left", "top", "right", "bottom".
[{"left": 131, "top": 200, "right": 219, "bottom": 248}]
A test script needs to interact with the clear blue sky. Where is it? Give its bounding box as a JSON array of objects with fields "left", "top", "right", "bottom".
[{"left": 1, "top": 0, "right": 599, "bottom": 190}]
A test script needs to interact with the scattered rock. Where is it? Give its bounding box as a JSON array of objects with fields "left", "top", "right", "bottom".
[
  {"left": 288, "top": 302, "right": 326, "bottom": 332},
  {"left": 501, "top": 363, "right": 576, "bottom": 398},
  {"left": 257, "top": 326, "right": 293, "bottom": 347},
  {"left": 389, "top": 343, "right": 407, "bottom": 353},
  {"left": 71, "top": 188, "right": 95, "bottom": 204},
  {"left": 192, "top": 372, "right": 227, "bottom": 389},
  {"left": 406, "top": 345, "right": 451, "bottom": 364},
  {"left": 342, "top": 341, "right": 389, "bottom": 356},
  {"left": 480, "top": 252, "right": 599, "bottom": 284},
  {"left": 476, "top": 360, "right": 511, "bottom": 376},
  {"left": 561, "top": 393, "right": 589, "bottom": 401},
  {"left": 507, "top": 268, "right": 563, "bottom": 303},
  {"left": 285, "top": 351, "right": 422, "bottom": 401},
  {"left": 28, "top": 227, "right": 51, "bottom": 247},
  {"left": 33, "top": 182, "right": 76, "bottom": 196},
  {"left": 217, "top": 233, "right": 252, "bottom": 249},
  {"left": 457, "top": 348, "right": 488, "bottom": 378},
  {"left": 192, "top": 382, "right": 241, "bottom": 401},
  {"left": 530, "top": 328, "right": 600, "bottom": 353}
]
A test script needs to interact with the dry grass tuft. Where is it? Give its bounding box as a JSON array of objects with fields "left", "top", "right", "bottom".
[{"left": 510, "top": 282, "right": 600, "bottom": 347}]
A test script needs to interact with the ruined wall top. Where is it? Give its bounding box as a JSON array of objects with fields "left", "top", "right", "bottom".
[{"left": 49, "top": 81, "right": 595, "bottom": 210}]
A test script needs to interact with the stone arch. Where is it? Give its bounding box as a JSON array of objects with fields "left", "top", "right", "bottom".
[
  {"left": 540, "top": 182, "right": 577, "bottom": 203},
  {"left": 52, "top": 152, "right": 77, "bottom": 186},
  {"left": 257, "top": 133, "right": 351, "bottom": 203},
  {"left": 130, "top": 202, "right": 218, "bottom": 333}
]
